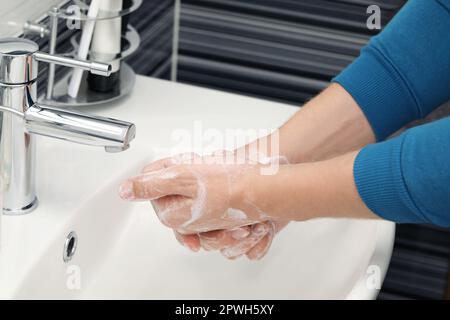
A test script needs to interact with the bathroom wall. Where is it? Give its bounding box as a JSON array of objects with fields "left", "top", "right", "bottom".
[
  {"left": 177, "top": 0, "right": 402, "bottom": 105},
  {"left": 126, "top": 0, "right": 175, "bottom": 79}
]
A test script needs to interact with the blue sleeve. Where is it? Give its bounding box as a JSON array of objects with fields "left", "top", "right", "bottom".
[
  {"left": 354, "top": 117, "right": 450, "bottom": 227},
  {"left": 332, "top": 0, "right": 450, "bottom": 141},
  {"left": 332, "top": 0, "right": 450, "bottom": 226}
]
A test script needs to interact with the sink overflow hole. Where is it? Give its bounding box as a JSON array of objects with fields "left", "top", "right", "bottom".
[{"left": 63, "top": 231, "right": 78, "bottom": 263}]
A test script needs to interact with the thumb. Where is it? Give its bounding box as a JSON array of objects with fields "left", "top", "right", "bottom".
[{"left": 119, "top": 168, "right": 192, "bottom": 200}]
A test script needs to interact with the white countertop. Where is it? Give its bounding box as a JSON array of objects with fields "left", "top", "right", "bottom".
[{"left": 0, "top": 0, "right": 63, "bottom": 37}]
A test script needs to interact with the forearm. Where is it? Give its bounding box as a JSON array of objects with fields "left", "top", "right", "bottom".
[
  {"left": 238, "top": 151, "right": 379, "bottom": 222},
  {"left": 333, "top": 0, "right": 450, "bottom": 141},
  {"left": 239, "top": 116, "right": 450, "bottom": 226},
  {"left": 238, "top": 83, "right": 375, "bottom": 164},
  {"left": 245, "top": 0, "right": 450, "bottom": 164}
]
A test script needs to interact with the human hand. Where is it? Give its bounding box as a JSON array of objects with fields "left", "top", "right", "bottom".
[
  {"left": 119, "top": 152, "right": 272, "bottom": 233},
  {"left": 174, "top": 220, "right": 288, "bottom": 260},
  {"left": 119, "top": 152, "right": 288, "bottom": 260}
]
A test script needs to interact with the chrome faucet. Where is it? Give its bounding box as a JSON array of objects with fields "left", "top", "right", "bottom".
[{"left": 0, "top": 38, "right": 136, "bottom": 215}]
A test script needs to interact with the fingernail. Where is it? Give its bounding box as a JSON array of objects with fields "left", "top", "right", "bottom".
[
  {"left": 231, "top": 228, "right": 250, "bottom": 240},
  {"left": 253, "top": 223, "right": 268, "bottom": 236},
  {"left": 186, "top": 242, "right": 200, "bottom": 252},
  {"left": 174, "top": 232, "right": 199, "bottom": 252},
  {"left": 201, "top": 242, "right": 213, "bottom": 251},
  {"left": 247, "top": 252, "right": 264, "bottom": 261},
  {"left": 247, "top": 245, "right": 269, "bottom": 261},
  {"left": 221, "top": 248, "right": 243, "bottom": 260},
  {"left": 184, "top": 241, "right": 200, "bottom": 252},
  {"left": 142, "top": 164, "right": 155, "bottom": 173},
  {"left": 199, "top": 232, "right": 219, "bottom": 240},
  {"left": 174, "top": 233, "right": 186, "bottom": 247},
  {"left": 119, "top": 180, "right": 135, "bottom": 200}
]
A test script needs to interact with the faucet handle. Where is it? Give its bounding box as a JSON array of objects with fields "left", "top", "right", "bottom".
[
  {"left": 33, "top": 52, "right": 112, "bottom": 77},
  {"left": 0, "top": 37, "right": 111, "bottom": 84}
]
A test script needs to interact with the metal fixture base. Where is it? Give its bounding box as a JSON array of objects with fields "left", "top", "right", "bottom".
[
  {"left": 40, "top": 63, "right": 136, "bottom": 108},
  {"left": 3, "top": 197, "right": 39, "bottom": 215},
  {"left": 63, "top": 231, "right": 78, "bottom": 263}
]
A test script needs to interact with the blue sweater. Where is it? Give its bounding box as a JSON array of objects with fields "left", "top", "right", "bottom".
[{"left": 332, "top": 0, "right": 450, "bottom": 226}]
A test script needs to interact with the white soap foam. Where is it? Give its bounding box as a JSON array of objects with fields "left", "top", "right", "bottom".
[
  {"left": 182, "top": 172, "right": 207, "bottom": 228},
  {"left": 221, "top": 224, "right": 267, "bottom": 258},
  {"left": 159, "top": 170, "right": 179, "bottom": 180},
  {"left": 224, "top": 208, "right": 248, "bottom": 221}
]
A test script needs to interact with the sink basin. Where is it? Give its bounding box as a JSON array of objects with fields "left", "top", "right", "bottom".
[{"left": 0, "top": 76, "right": 395, "bottom": 299}]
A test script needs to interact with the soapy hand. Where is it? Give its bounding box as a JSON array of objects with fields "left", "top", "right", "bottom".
[
  {"left": 119, "top": 152, "right": 287, "bottom": 260},
  {"left": 119, "top": 152, "right": 269, "bottom": 232},
  {"left": 175, "top": 220, "right": 288, "bottom": 260}
]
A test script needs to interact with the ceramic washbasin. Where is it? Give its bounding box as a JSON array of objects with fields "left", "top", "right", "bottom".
[{"left": 0, "top": 76, "right": 395, "bottom": 299}]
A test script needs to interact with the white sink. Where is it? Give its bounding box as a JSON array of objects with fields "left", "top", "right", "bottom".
[{"left": 0, "top": 76, "right": 395, "bottom": 299}]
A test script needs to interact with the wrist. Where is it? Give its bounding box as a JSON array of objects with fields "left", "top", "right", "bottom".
[
  {"left": 229, "top": 164, "right": 256, "bottom": 211},
  {"left": 230, "top": 163, "right": 282, "bottom": 221}
]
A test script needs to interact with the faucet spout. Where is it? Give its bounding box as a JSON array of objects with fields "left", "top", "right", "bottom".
[
  {"left": 24, "top": 104, "right": 136, "bottom": 152},
  {"left": 0, "top": 37, "right": 136, "bottom": 214}
]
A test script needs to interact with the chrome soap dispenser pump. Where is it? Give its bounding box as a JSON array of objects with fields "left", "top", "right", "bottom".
[{"left": 88, "top": 0, "right": 124, "bottom": 93}]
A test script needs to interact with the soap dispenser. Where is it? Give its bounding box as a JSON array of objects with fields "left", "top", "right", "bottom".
[
  {"left": 87, "top": 0, "right": 123, "bottom": 93},
  {"left": 37, "top": 0, "right": 141, "bottom": 107}
]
